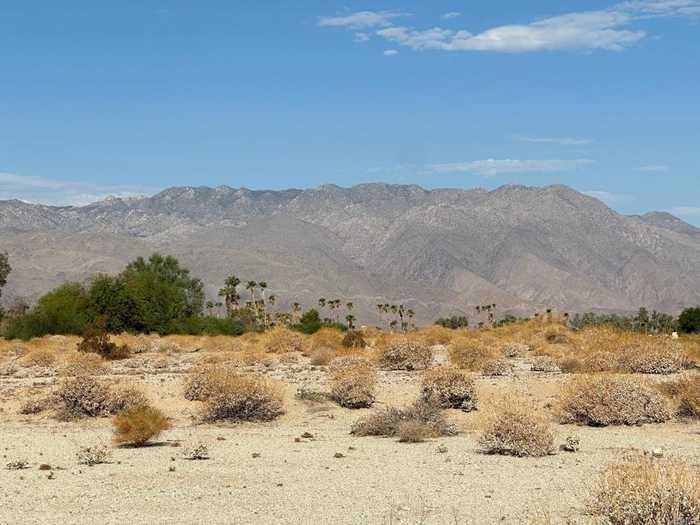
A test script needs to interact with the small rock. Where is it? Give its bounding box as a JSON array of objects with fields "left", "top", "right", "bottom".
[
  {"left": 436, "top": 444, "right": 448, "bottom": 454},
  {"left": 652, "top": 448, "right": 663, "bottom": 458},
  {"left": 38, "top": 464, "right": 52, "bottom": 471},
  {"left": 301, "top": 432, "right": 314, "bottom": 439},
  {"left": 252, "top": 453, "right": 261, "bottom": 458},
  {"left": 333, "top": 452, "right": 344, "bottom": 458},
  {"left": 561, "top": 436, "right": 580, "bottom": 453}
]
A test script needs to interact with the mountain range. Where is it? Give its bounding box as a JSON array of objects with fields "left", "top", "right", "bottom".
[{"left": 1, "top": 183, "right": 699, "bottom": 323}]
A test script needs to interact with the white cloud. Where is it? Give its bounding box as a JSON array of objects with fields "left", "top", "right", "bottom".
[
  {"left": 583, "top": 190, "right": 634, "bottom": 204},
  {"left": 0, "top": 172, "right": 156, "bottom": 206},
  {"left": 669, "top": 206, "right": 700, "bottom": 216},
  {"left": 430, "top": 159, "right": 594, "bottom": 177},
  {"left": 441, "top": 12, "right": 462, "bottom": 20},
  {"left": 321, "top": 1, "right": 700, "bottom": 53},
  {"left": 318, "top": 10, "right": 408, "bottom": 29},
  {"left": 354, "top": 32, "right": 371, "bottom": 42},
  {"left": 516, "top": 136, "right": 592, "bottom": 145},
  {"left": 383, "top": 49, "right": 399, "bottom": 56},
  {"left": 639, "top": 164, "right": 670, "bottom": 172}
]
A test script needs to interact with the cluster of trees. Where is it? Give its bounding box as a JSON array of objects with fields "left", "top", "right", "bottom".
[
  {"left": 0, "top": 252, "right": 9, "bottom": 321},
  {"left": 568, "top": 307, "right": 700, "bottom": 334},
  {"left": 375, "top": 303, "right": 415, "bottom": 331}
]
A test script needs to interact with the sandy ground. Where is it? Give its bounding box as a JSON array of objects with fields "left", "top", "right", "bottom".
[{"left": 1, "top": 353, "right": 699, "bottom": 525}]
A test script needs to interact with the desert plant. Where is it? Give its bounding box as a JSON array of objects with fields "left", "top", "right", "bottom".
[
  {"left": 309, "top": 346, "right": 335, "bottom": 366},
  {"left": 107, "top": 386, "right": 150, "bottom": 414},
  {"left": 351, "top": 398, "right": 456, "bottom": 438},
  {"left": 262, "top": 327, "right": 304, "bottom": 353},
  {"left": 330, "top": 367, "right": 377, "bottom": 409},
  {"left": 201, "top": 374, "right": 284, "bottom": 422},
  {"left": 113, "top": 405, "right": 171, "bottom": 446},
  {"left": 482, "top": 358, "right": 513, "bottom": 376},
  {"left": 341, "top": 330, "right": 366, "bottom": 349},
  {"left": 558, "top": 375, "right": 671, "bottom": 426},
  {"left": 55, "top": 376, "right": 112, "bottom": 419},
  {"left": 448, "top": 340, "right": 496, "bottom": 371},
  {"left": 378, "top": 340, "right": 433, "bottom": 371},
  {"left": 588, "top": 455, "right": 700, "bottom": 524},
  {"left": 618, "top": 341, "right": 685, "bottom": 374},
  {"left": 478, "top": 399, "right": 555, "bottom": 457},
  {"left": 20, "top": 348, "right": 57, "bottom": 368},
  {"left": 544, "top": 326, "right": 570, "bottom": 344},
  {"left": 530, "top": 356, "right": 560, "bottom": 372},
  {"left": 501, "top": 342, "right": 529, "bottom": 358},
  {"left": 658, "top": 375, "right": 700, "bottom": 419},
  {"left": 77, "top": 445, "right": 110, "bottom": 466},
  {"left": 182, "top": 441, "right": 210, "bottom": 460},
  {"left": 419, "top": 367, "right": 477, "bottom": 411},
  {"left": 77, "top": 317, "right": 131, "bottom": 360},
  {"left": 19, "top": 396, "right": 52, "bottom": 415},
  {"left": 397, "top": 420, "right": 432, "bottom": 443}
]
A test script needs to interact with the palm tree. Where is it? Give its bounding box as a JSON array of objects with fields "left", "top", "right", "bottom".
[
  {"left": 268, "top": 294, "right": 276, "bottom": 307},
  {"left": 345, "top": 314, "right": 356, "bottom": 330},
  {"left": 218, "top": 274, "right": 241, "bottom": 317},
  {"left": 258, "top": 281, "right": 268, "bottom": 301},
  {"left": 246, "top": 281, "right": 257, "bottom": 301}
]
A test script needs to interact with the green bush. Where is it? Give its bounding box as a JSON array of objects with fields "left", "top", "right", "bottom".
[{"left": 678, "top": 307, "right": 700, "bottom": 334}]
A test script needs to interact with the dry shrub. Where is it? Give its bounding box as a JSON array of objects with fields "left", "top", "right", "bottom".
[
  {"left": 415, "top": 325, "right": 455, "bottom": 346},
  {"left": 557, "top": 356, "right": 583, "bottom": 374},
  {"left": 113, "top": 405, "right": 171, "bottom": 446},
  {"left": 482, "top": 358, "right": 512, "bottom": 376},
  {"left": 278, "top": 352, "right": 299, "bottom": 364},
  {"left": 21, "top": 348, "right": 56, "bottom": 368},
  {"left": 448, "top": 340, "right": 496, "bottom": 371},
  {"left": 107, "top": 386, "right": 149, "bottom": 414},
  {"left": 588, "top": 455, "right": 700, "bottom": 525},
  {"left": 78, "top": 319, "right": 131, "bottom": 360},
  {"left": 478, "top": 399, "right": 555, "bottom": 457},
  {"left": 183, "top": 365, "right": 233, "bottom": 401},
  {"left": 397, "top": 421, "right": 432, "bottom": 443},
  {"left": 501, "top": 342, "right": 529, "bottom": 358},
  {"left": 261, "top": 327, "right": 304, "bottom": 354},
  {"left": 378, "top": 340, "right": 433, "bottom": 371},
  {"left": 544, "top": 325, "right": 570, "bottom": 344},
  {"left": 309, "top": 346, "right": 335, "bottom": 366},
  {"left": 77, "top": 445, "right": 110, "bottom": 466},
  {"left": 618, "top": 341, "right": 685, "bottom": 374},
  {"left": 351, "top": 399, "right": 456, "bottom": 438},
  {"left": 658, "top": 375, "right": 700, "bottom": 419},
  {"left": 328, "top": 356, "right": 373, "bottom": 375},
  {"left": 56, "top": 376, "right": 112, "bottom": 419},
  {"left": 61, "top": 352, "right": 107, "bottom": 376},
  {"left": 531, "top": 356, "right": 560, "bottom": 373},
  {"left": 19, "top": 396, "right": 52, "bottom": 415},
  {"left": 580, "top": 352, "right": 618, "bottom": 373},
  {"left": 202, "top": 374, "right": 284, "bottom": 422},
  {"left": 420, "top": 367, "right": 476, "bottom": 410},
  {"left": 306, "top": 328, "right": 344, "bottom": 354},
  {"left": 342, "top": 330, "right": 367, "bottom": 349},
  {"left": 558, "top": 375, "right": 671, "bottom": 426},
  {"left": 329, "top": 365, "right": 377, "bottom": 409}
]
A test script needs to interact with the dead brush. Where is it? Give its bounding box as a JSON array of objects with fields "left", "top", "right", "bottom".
[
  {"left": 113, "top": 405, "right": 171, "bottom": 446},
  {"left": 448, "top": 340, "right": 497, "bottom": 371},
  {"left": 107, "top": 386, "right": 150, "bottom": 413},
  {"left": 501, "top": 341, "right": 529, "bottom": 358},
  {"left": 20, "top": 348, "right": 57, "bottom": 368},
  {"left": 183, "top": 365, "right": 233, "bottom": 401},
  {"left": 55, "top": 375, "right": 113, "bottom": 419},
  {"left": 618, "top": 340, "right": 686, "bottom": 374},
  {"left": 558, "top": 375, "right": 671, "bottom": 426},
  {"left": 60, "top": 352, "right": 107, "bottom": 377},
  {"left": 78, "top": 318, "right": 131, "bottom": 361},
  {"left": 478, "top": 398, "right": 555, "bottom": 457},
  {"left": 419, "top": 367, "right": 477, "bottom": 411},
  {"left": 341, "top": 330, "right": 367, "bottom": 349},
  {"left": 309, "top": 346, "right": 336, "bottom": 366},
  {"left": 588, "top": 455, "right": 700, "bottom": 525},
  {"left": 305, "top": 328, "right": 344, "bottom": 355},
  {"left": 201, "top": 374, "right": 284, "bottom": 422},
  {"left": 261, "top": 327, "right": 305, "bottom": 354},
  {"left": 413, "top": 325, "right": 455, "bottom": 346},
  {"left": 482, "top": 358, "right": 513, "bottom": 376},
  {"left": 377, "top": 340, "right": 433, "bottom": 371},
  {"left": 530, "top": 356, "right": 560, "bottom": 373},
  {"left": 351, "top": 398, "right": 456, "bottom": 439},
  {"left": 329, "top": 367, "right": 377, "bottom": 409},
  {"left": 657, "top": 375, "right": 700, "bottom": 419}
]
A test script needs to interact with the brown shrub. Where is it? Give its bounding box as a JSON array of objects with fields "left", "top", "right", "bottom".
[
  {"left": 330, "top": 368, "right": 377, "bottom": 409},
  {"left": 378, "top": 340, "right": 433, "bottom": 371},
  {"left": 558, "top": 375, "right": 671, "bottom": 426},
  {"left": 202, "top": 374, "right": 284, "bottom": 422},
  {"left": 328, "top": 356, "right": 373, "bottom": 376},
  {"left": 414, "top": 325, "right": 455, "bottom": 346},
  {"left": 557, "top": 357, "right": 583, "bottom": 374},
  {"left": 183, "top": 365, "right": 231, "bottom": 401},
  {"left": 544, "top": 326, "right": 570, "bottom": 344},
  {"left": 309, "top": 346, "right": 335, "bottom": 366},
  {"left": 21, "top": 348, "right": 56, "bottom": 368},
  {"left": 306, "top": 328, "right": 344, "bottom": 354},
  {"left": 618, "top": 341, "right": 685, "bottom": 374},
  {"left": 658, "top": 375, "right": 700, "bottom": 419},
  {"left": 580, "top": 352, "right": 618, "bottom": 373},
  {"left": 482, "top": 358, "right": 513, "bottom": 377},
  {"left": 397, "top": 421, "right": 432, "bottom": 443},
  {"left": 113, "top": 405, "right": 171, "bottom": 446},
  {"left": 19, "top": 397, "right": 52, "bottom": 415},
  {"left": 588, "top": 456, "right": 700, "bottom": 525},
  {"left": 420, "top": 367, "right": 476, "bottom": 410},
  {"left": 55, "top": 376, "right": 112, "bottom": 419},
  {"left": 501, "top": 342, "right": 529, "bottom": 358},
  {"left": 342, "top": 330, "right": 367, "bottom": 349},
  {"left": 107, "top": 386, "right": 149, "bottom": 414},
  {"left": 351, "top": 399, "right": 456, "bottom": 438},
  {"left": 478, "top": 399, "right": 555, "bottom": 457},
  {"left": 261, "top": 327, "right": 304, "bottom": 354},
  {"left": 78, "top": 319, "right": 131, "bottom": 361},
  {"left": 448, "top": 340, "right": 496, "bottom": 371},
  {"left": 530, "top": 356, "right": 560, "bottom": 373},
  {"left": 60, "top": 352, "right": 107, "bottom": 376}
]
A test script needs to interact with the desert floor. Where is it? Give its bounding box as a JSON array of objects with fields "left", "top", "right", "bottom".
[{"left": 1, "top": 340, "right": 699, "bottom": 524}]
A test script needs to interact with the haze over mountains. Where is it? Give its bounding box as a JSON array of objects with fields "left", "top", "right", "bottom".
[{"left": 1, "top": 183, "right": 699, "bottom": 323}]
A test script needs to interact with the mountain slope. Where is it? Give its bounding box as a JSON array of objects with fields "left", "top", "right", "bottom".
[{"left": 1, "top": 183, "right": 699, "bottom": 322}]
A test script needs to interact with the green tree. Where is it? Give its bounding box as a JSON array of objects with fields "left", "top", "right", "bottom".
[
  {"left": 218, "top": 274, "right": 241, "bottom": 317},
  {"left": 678, "top": 307, "right": 700, "bottom": 334},
  {"left": 294, "top": 308, "right": 322, "bottom": 334},
  {"left": 87, "top": 274, "right": 138, "bottom": 333},
  {"left": 0, "top": 252, "right": 10, "bottom": 320}
]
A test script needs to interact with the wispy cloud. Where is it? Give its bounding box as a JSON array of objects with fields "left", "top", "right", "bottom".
[
  {"left": 320, "top": 1, "right": 700, "bottom": 53},
  {"left": 441, "top": 12, "right": 462, "bottom": 20},
  {"left": 516, "top": 136, "right": 593, "bottom": 146},
  {"left": 583, "top": 190, "right": 634, "bottom": 204},
  {"left": 383, "top": 49, "right": 399, "bottom": 56},
  {"left": 318, "top": 10, "right": 408, "bottom": 29},
  {"left": 430, "top": 159, "right": 594, "bottom": 177},
  {"left": 639, "top": 164, "right": 670, "bottom": 172},
  {"left": 0, "top": 172, "right": 157, "bottom": 206},
  {"left": 354, "top": 32, "right": 371, "bottom": 42}
]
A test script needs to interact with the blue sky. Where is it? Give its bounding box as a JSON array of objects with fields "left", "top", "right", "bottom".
[{"left": 0, "top": 1, "right": 699, "bottom": 224}]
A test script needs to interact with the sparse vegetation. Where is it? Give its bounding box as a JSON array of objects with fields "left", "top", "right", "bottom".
[
  {"left": 449, "top": 340, "right": 496, "bottom": 371},
  {"left": 558, "top": 375, "right": 671, "bottom": 426},
  {"left": 588, "top": 456, "right": 700, "bottom": 525},
  {"left": 329, "top": 357, "right": 377, "bottom": 409},
  {"left": 77, "top": 445, "right": 110, "bottom": 466},
  {"left": 200, "top": 374, "right": 284, "bottom": 422},
  {"left": 419, "top": 367, "right": 477, "bottom": 410},
  {"left": 113, "top": 405, "right": 171, "bottom": 446},
  {"left": 351, "top": 399, "right": 456, "bottom": 439},
  {"left": 478, "top": 399, "right": 555, "bottom": 457},
  {"left": 56, "top": 376, "right": 112, "bottom": 419},
  {"left": 378, "top": 340, "right": 433, "bottom": 371},
  {"left": 658, "top": 375, "right": 700, "bottom": 419}
]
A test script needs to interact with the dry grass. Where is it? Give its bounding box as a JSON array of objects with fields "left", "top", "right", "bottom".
[
  {"left": 588, "top": 455, "right": 700, "bottom": 524},
  {"left": 107, "top": 386, "right": 150, "bottom": 414},
  {"left": 558, "top": 375, "right": 671, "bottom": 426},
  {"left": 419, "top": 367, "right": 476, "bottom": 410},
  {"left": 20, "top": 348, "right": 57, "bottom": 368},
  {"left": 501, "top": 341, "right": 529, "bottom": 358},
  {"left": 351, "top": 399, "right": 456, "bottom": 439},
  {"left": 377, "top": 340, "right": 433, "bottom": 371},
  {"left": 306, "top": 328, "right": 344, "bottom": 354},
  {"left": 448, "top": 339, "right": 497, "bottom": 371},
  {"left": 60, "top": 352, "right": 107, "bottom": 376},
  {"left": 478, "top": 399, "right": 555, "bottom": 457},
  {"left": 113, "top": 405, "right": 171, "bottom": 446},
  {"left": 329, "top": 357, "right": 377, "bottom": 409},
  {"left": 482, "top": 358, "right": 513, "bottom": 376},
  {"left": 260, "top": 327, "right": 304, "bottom": 354},
  {"left": 200, "top": 373, "right": 285, "bottom": 422},
  {"left": 396, "top": 420, "right": 432, "bottom": 443},
  {"left": 658, "top": 375, "right": 700, "bottom": 419},
  {"left": 413, "top": 325, "right": 456, "bottom": 346},
  {"left": 618, "top": 340, "right": 686, "bottom": 374},
  {"left": 530, "top": 356, "right": 560, "bottom": 373},
  {"left": 309, "top": 346, "right": 336, "bottom": 366}
]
